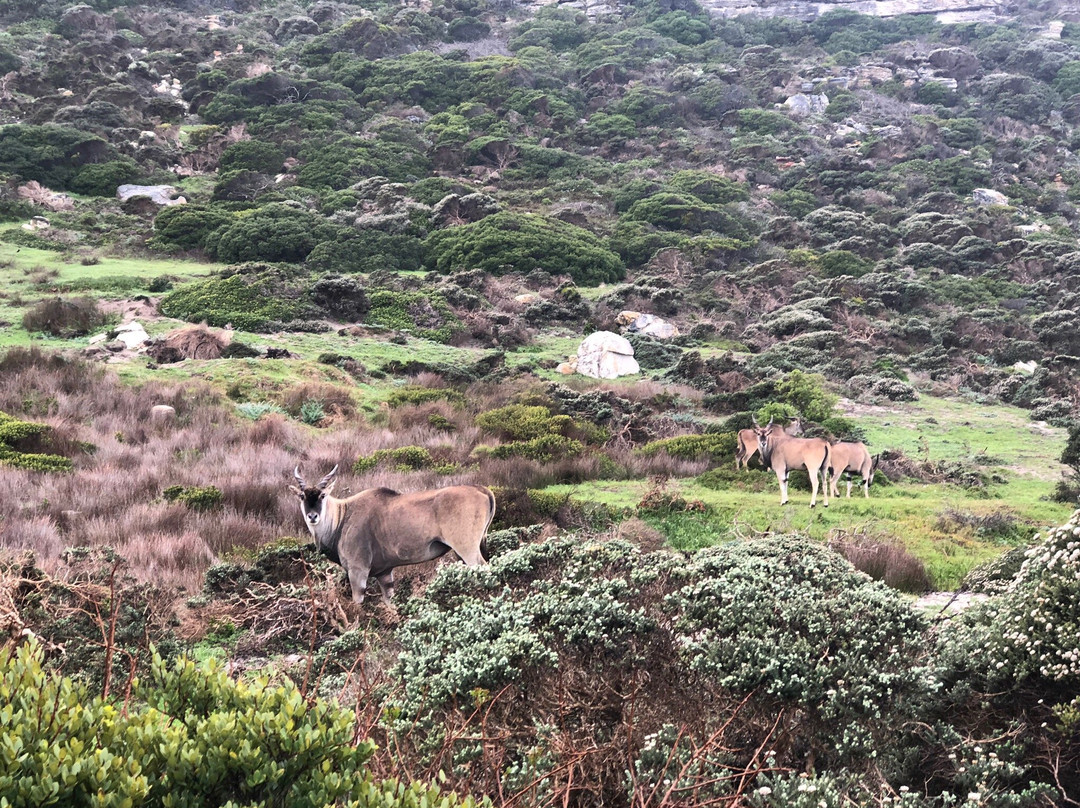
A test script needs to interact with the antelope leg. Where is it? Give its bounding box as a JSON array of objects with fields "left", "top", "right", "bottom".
[
  {"left": 347, "top": 566, "right": 370, "bottom": 605},
  {"left": 376, "top": 570, "right": 395, "bottom": 604}
]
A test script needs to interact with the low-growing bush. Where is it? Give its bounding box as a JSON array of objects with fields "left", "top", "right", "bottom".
[
  {"left": 159, "top": 265, "right": 314, "bottom": 332},
  {"left": 162, "top": 484, "right": 224, "bottom": 510},
  {"left": 365, "top": 290, "right": 461, "bottom": 343},
  {"left": 636, "top": 432, "right": 737, "bottom": 464},
  {"left": 0, "top": 638, "right": 426, "bottom": 808},
  {"left": 474, "top": 433, "right": 584, "bottom": 463},
  {"left": 21, "top": 296, "right": 107, "bottom": 337},
  {"left": 354, "top": 445, "right": 454, "bottom": 474},
  {"left": 387, "top": 386, "right": 466, "bottom": 409},
  {"left": 234, "top": 401, "right": 287, "bottom": 420},
  {"left": 828, "top": 533, "right": 931, "bottom": 593},
  {"left": 475, "top": 404, "right": 572, "bottom": 441},
  {"left": 0, "top": 411, "right": 73, "bottom": 472}
]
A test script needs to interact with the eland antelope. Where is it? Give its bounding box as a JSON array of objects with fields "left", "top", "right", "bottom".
[
  {"left": 290, "top": 465, "right": 495, "bottom": 604},
  {"left": 824, "top": 442, "right": 879, "bottom": 499},
  {"left": 753, "top": 417, "right": 831, "bottom": 508},
  {"left": 736, "top": 418, "right": 803, "bottom": 470}
]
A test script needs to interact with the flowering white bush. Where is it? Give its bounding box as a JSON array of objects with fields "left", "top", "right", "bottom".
[{"left": 980, "top": 509, "right": 1080, "bottom": 683}]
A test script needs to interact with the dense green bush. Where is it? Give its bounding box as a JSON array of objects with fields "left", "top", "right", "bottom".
[
  {"left": 365, "top": 290, "right": 460, "bottom": 343},
  {"left": 219, "top": 140, "right": 286, "bottom": 174},
  {"left": 0, "top": 124, "right": 112, "bottom": 189},
  {"left": 386, "top": 386, "right": 466, "bottom": 408},
  {"left": 159, "top": 265, "right": 314, "bottom": 332},
  {"left": 152, "top": 205, "right": 234, "bottom": 252},
  {"left": 1, "top": 639, "right": 485, "bottom": 808},
  {"left": 69, "top": 158, "right": 141, "bottom": 196},
  {"left": 424, "top": 212, "right": 623, "bottom": 286},
  {"left": 0, "top": 411, "right": 73, "bottom": 472},
  {"left": 162, "top": 484, "right": 223, "bottom": 510},
  {"left": 354, "top": 445, "right": 450, "bottom": 473},
  {"left": 209, "top": 203, "right": 340, "bottom": 264},
  {"left": 636, "top": 432, "right": 737, "bottom": 464},
  {"left": 475, "top": 404, "right": 571, "bottom": 441},
  {"left": 390, "top": 533, "right": 930, "bottom": 795}
]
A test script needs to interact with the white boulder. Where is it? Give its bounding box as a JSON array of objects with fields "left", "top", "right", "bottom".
[
  {"left": 575, "top": 331, "right": 639, "bottom": 379},
  {"left": 114, "top": 321, "right": 150, "bottom": 349},
  {"left": 972, "top": 188, "right": 1009, "bottom": 206},
  {"left": 784, "top": 93, "right": 829, "bottom": 117},
  {"left": 623, "top": 312, "right": 680, "bottom": 340}
]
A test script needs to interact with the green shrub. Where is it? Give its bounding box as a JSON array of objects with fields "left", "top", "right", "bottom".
[
  {"left": 475, "top": 404, "right": 572, "bottom": 441},
  {"left": 0, "top": 639, "right": 395, "bottom": 808},
  {"left": 0, "top": 124, "right": 112, "bottom": 190},
  {"left": 300, "top": 399, "right": 325, "bottom": 425},
  {"left": 159, "top": 265, "right": 313, "bottom": 332},
  {"left": 948, "top": 510, "right": 1080, "bottom": 686},
  {"left": 365, "top": 290, "right": 460, "bottom": 343},
  {"left": 637, "top": 432, "right": 737, "bottom": 463},
  {"left": 235, "top": 402, "right": 287, "bottom": 420},
  {"left": 162, "top": 485, "right": 223, "bottom": 510},
  {"left": 354, "top": 446, "right": 437, "bottom": 473},
  {"left": 151, "top": 205, "right": 233, "bottom": 252},
  {"left": 475, "top": 434, "right": 584, "bottom": 463},
  {"left": 386, "top": 386, "right": 466, "bottom": 409},
  {"left": 0, "top": 411, "right": 74, "bottom": 472},
  {"left": 69, "top": 158, "right": 141, "bottom": 196},
  {"left": 424, "top": 212, "right": 624, "bottom": 286},
  {"left": 208, "top": 203, "right": 340, "bottom": 264}
]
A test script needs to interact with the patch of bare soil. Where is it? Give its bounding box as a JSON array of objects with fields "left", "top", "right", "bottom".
[{"left": 99, "top": 296, "right": 159, "bottom": 322}]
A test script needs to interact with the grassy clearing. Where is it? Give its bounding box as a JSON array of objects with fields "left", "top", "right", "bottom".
[{"left": 544, "top": 394, "right": 1073, "bottom": 589}]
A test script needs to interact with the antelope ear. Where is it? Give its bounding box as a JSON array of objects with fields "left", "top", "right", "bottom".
[
  {"left": 322, "top": 479, "right": 337, "bottom": 496},
  {"left": 288, "top": 485, "right": 303, "bottom": 498}
]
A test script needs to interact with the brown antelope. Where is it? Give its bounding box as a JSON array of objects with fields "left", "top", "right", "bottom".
[
  {"left": 753, "top": 417, "right": 831, "bottom": 508},
  {"left": 824, "top": 442, "right": 880, "bottom": 499},
  {"left": 290, "top": 465, "right": 495, "bottom": 604},
  {"left": 735, "top": 418, "right": 803, "bottom": 470}
]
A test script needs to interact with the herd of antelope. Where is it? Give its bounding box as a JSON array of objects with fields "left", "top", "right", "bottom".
[
  {"left": 290, "top": 414, "right": 877, "bottom": 604},
  {"left": 736, "top": 417, "right": 880, "bottom": 508}
]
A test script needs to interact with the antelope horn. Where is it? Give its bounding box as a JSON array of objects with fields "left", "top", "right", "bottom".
[
  {"left": 294, "top": 465, "right": 305, "bottom": 487},
  {"left": 766, "top": 416, "right": 774, "bottom": 428},
  {"left": 751, "top": 414, "right": 759, "bottom": 427},
  {"left": 317, "top": 464, "right": 339, "bottom": 490}
]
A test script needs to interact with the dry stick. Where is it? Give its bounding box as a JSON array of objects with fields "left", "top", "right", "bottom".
[
  {"left": 299, "top": 562, "right": 321, "bottom": 701},
  {"left": 730, "top": 709, "right": 787, "bottom": 805},
  {"left": 100, "top": 558, "right": 123, "bottom": 700}
]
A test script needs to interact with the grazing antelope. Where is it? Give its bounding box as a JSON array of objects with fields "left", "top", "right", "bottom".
[
  {"left": 753, "top": 417, "right": 831, "bottom": 508},
  {"left": 824, "top": 442, "right": 880, "bottom": 499},
  {"left": 735, "top": 418, "right": 803, "bottom": 470},
  {"left": 290, "top": 465, "right": 495, "bottom": 604}
]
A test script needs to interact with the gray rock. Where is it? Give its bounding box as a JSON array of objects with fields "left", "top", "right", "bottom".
[
  {"left": 972, "top": 188, "right": 1009, "bottom": 206},
  {"left": 784, "top": 93, "right": 829, "bottom": 117},
  {"left": 117, "top": 184, "right": 185, "bottom": 205}
]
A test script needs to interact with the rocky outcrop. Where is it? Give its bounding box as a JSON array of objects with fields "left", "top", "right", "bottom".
[
  {"left": 784, "top": 93, "right": 829, "bottom": 117},
  {"left": 972, "top": 188, "right": 1010, "bottom": 206},
  {"left": 117, "top": 185, "right": 186, "bottom": 214},
  {"left": 696, "top": 0, "right": 1005, "bottom": 22}
]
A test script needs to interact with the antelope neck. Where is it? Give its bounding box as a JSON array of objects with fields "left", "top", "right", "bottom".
[{"left": 312, "top": 498, "right": 347, "bottom": 565}]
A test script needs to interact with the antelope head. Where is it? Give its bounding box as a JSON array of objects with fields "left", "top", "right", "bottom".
[{"left": 289, "top": 464, "right": 338, "bottom": 527}]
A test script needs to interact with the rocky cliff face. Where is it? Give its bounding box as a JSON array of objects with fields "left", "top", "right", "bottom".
[{"left": 694, "top": 0, "right": 1007, "bottom": 23}]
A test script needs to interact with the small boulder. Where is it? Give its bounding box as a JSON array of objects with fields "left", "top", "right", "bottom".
[
  {"left": 575, "top": 331, "right": 639, "bottom": 379},
  {"left": 972, "top": 188, "right": 1009, "bottom": 206},
  {"left": 622, "top": 312, "right": 680, "bottom": 340},
  {"left": 150, "top": 404, "right": 177, "bottom": 426},
  {"left": 114, "top": 321, "right": 150, "bottom": 349},
  {"left": 784, "top": 93, "right": 829, "bottom": 117},
  {"left": 117, "top": 185, "right": 187, "bottom": 214}
]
